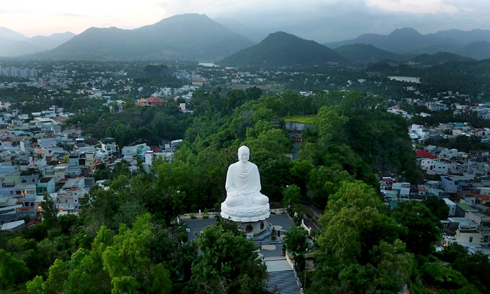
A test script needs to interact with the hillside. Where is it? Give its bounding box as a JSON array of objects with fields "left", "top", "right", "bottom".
[
  {"left": 39, "top": 14, "right": 255, "bottom": 61},
  {"left": 219, "top": 31, "right": 347, "bottom": 68},
  {"left": 450, "top": 41, "right": 490, "bottom": 60},
  {"left": 333, "top": 43, "right": 404, "bottom": 64},
  {"left": 410, "top": 52, "right": 475, "bottom": 65}
]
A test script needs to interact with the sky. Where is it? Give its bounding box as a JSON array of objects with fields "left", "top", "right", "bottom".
[{"left": 2, "top": 0, "right": 490, "bottom": 42}]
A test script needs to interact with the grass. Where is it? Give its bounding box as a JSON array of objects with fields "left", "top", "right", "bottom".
[{"left": 284, "top": 115, "right": 316, "bottom": 124}]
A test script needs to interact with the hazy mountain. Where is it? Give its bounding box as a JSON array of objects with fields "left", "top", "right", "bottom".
[
  {"left": 0, "top": 31, "right": 75, "bottom": 57},
  {"left": 450, "top": 41, "right": 490, "bottom": 60},
  {"left": 325, "top": 27, "right": 490, "bottom": 60},
  {"left": 219, "top": 31, "right": 347, "bottom": 68},
  {"left": 215, "top": 19, "right": 268, "bottom": 43},
  {"left": 333, "top": 43, "right": 404, "bottom": 64},
  {"left": 430, "top": 29, "right": 490, "bottom": 46},
  {"left": 0, "top": 27, "right": 27, "bottom": 41},
  {"left": 325, "top": 28, "right": 449, "bottom": 54},
  {"left": 410, "top": 52, "right": 474, "bottom": 65},
  {"left": 39, "top": 14, "right": 255, "bottom": 61}
]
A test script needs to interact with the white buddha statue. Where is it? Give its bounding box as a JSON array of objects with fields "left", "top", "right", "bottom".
[{"left": 221, "top": 146, "right": 270, "bottom": 222}]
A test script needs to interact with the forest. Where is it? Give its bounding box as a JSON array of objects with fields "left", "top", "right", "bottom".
[{"left": 1, "top": 88, "right": 489, "bottom": 294}]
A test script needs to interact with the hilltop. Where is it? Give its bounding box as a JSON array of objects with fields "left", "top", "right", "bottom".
[{"left": 219, "top": 31, "right": 347, "bottom": 68}]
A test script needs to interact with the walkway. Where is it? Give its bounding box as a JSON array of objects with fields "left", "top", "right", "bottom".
[{"left": 265, "top": 254, "right": 300, "bottom": 294}]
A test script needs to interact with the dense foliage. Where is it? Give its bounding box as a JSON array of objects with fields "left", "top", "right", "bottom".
[{"left": 1, "top": 86, "right": 486, "bottom": 294}]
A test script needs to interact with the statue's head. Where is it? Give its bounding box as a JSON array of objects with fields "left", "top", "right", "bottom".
[{"left": 238, "top": 145, "right": 250, "bottom": 163}]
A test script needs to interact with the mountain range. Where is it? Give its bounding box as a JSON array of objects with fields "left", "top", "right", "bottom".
[
  {"left": 36, "top": 14, "right": 255, "bottom": 61},
  {"left": 0, "top": 28, "right": 75, "bottom": 57},
  {"left": 2, "top": 15, "right": 490, "bottom": 64},
  {"left": 325, "top": 28, "right": 490, "bottom": 60}
]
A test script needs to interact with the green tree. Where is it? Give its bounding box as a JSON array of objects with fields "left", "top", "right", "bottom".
[
  {"left": 185, "top": 225, "right": 270, "bottom": 294},
  {"left": 282, "top": 184, "right": 302, "bottom": 206},
  {"left": 0, "top": 249, "right": 29, "bottom": 290},
  {"left": 102, "top": 213, "right": 172, "bottom": 294},
  {"left": 64, "top": 226, "right": 114, "bottom": 294},
  {"left": 289, "top": 160, "right": 314, "bottom": 196},
  {"left": 43, "top": 258, "right": 68, "bottom": 294},
  {"left": 26, "top": 275, "right": 44, "bottom": 294},
  {"left": 308, "top": 164, "right": 354, "bottom": 209},
  {"left": 391, "top": 201, "right": 443, "bottom": 256},
  {"left": 41, "top": 194, "right": 58, "bottom": 228},
  {"left": 310, "top": 181, "right": 413, "bottom": 293},
  {"left": 423, "top": 196, "right": 450, "bottom": 220}
]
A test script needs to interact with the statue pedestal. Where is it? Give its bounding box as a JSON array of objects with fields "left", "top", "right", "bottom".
[
  {"left": 220, "top": 203, "right": 270, "bottom": 223},
  {"left": 241, "top": 219, "right": 269, "bottom": 236},
  {"left": 221, "top": 202, "right": 271, "bottom": 237}
]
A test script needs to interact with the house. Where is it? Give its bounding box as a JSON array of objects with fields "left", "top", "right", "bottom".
[
  {"left": 61, "top": 177, "right": 86, "bottom": 190},
  {"left": 191, "top": 78, "right": 207, "bottom": 86},
  {"left": 122, "top": 143, "right": 151, "bottom": 161},
  {"left": 0, "top": 138, "right": 13, "bottom": 147},
  {"left": 443, "top": 198, "right": 457, "bottom": 216},
  {"left": 0, "top": 220, "right": 25, "bottom": 232},
  {"left": 53, "top": 165, "right": 68, "bottom": 183},
  {"left": 37, "top": 177, "right": 55, "bottom": 195},
  {"left": 465, "top": 210, "right": 490, "bottom": 231},
  {"left": 415, "top": 150, "right": 437, "bottom": 159},
  {"left": 441, "top": 175, "right": 471, "bottom": 192},
  {"left": 38, "top": 138, "right": 56, "bottom": 148},
  {"left": 145, "top": 96, "right": 164, "bottom": 107},
  {"left": 380, "top": 177, "right": 394, "bottom": 190},
  {"left": 100, "top": 138, "right": 118, "bottom": 159},
  {"left": 392, "top": 182, "right": 410, "bottom": 200},
  {"left": 0, "top": 100, "right": 11, "bottom": 110},
  {"left": 441, "top": 176, "right": 458, "bottom": 193},
  {"left": 456, "top": 202, "right": 477, "bottom": 217},
  {"left": 444, "top": 228, "right": 489, "bottom": 246},
  {"left": 16, "top": 206, "right": 36, "bottom": 220}
]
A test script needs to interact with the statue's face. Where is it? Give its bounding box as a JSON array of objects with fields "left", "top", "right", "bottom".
[{"left": 238, "top": 148, "right": 249, "bottom": 163}]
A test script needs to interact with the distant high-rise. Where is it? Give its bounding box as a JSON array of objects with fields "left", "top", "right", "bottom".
[{"left": 0, "top": 66, "right": 37, "bottom": 78}]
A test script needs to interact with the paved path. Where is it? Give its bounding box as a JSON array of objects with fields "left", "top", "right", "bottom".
[{"left": 265, "top": 252, "right": 300, "bottom": 294}]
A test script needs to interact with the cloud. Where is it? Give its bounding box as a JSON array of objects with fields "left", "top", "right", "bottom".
[
  {"left": 3, "top": 0, "right": 490, "bottom": 41},
  {"left": 366, "top": 0, "right": 458, "bottom": 14}
]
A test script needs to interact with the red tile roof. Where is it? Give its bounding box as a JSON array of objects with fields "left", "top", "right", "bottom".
[
  {"left": 467, "top": 193, "right": 490, "bottom": 201},
  {"left": 146, "top": 96, "right": 164, "bottom": 103},
  {"left": 416, "top": 150, "right": 437, "bottom": 159}
]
